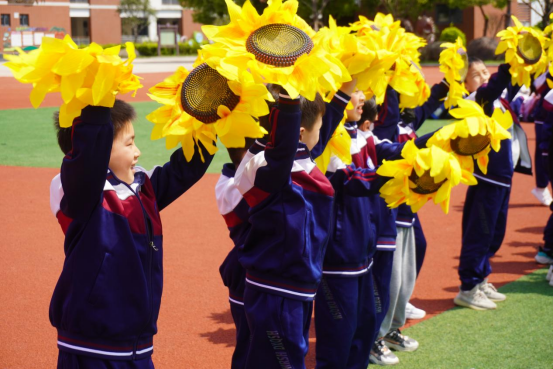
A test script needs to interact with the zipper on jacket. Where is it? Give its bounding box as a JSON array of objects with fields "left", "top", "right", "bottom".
[{"left": 117, "top": 179, "right": 157, "bottom": 359}]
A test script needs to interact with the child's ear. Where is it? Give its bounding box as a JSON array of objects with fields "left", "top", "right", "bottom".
[{"left": 299, "top": 127, "right": 305, "bottom": 142}]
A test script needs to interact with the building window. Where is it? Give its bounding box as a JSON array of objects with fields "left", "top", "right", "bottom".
[
  {"left": 1, "top": 14, "right": 10, "bottom": 26},
  {"left": 162, "top": 0, "right": 180, "bottom": 5},
  {"left": 71, "top": 17, "right": 90, "bottom": 46},
  {"left": 20, "top": 14, "right": 29, "bottom": 27}
]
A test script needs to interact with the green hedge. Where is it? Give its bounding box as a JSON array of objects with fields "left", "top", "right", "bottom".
[
  {"left": 78, "top": 41, "right": 205, "bottom": 56},
  {"left": 439, "top": 26, "right": 466, "bottom": 46}
]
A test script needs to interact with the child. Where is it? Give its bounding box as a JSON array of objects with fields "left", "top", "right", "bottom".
[
  {"left": 216, "top": 139, "right": 264, "bottom": 369},
  {"left": 314, "top": 88, "right": 377, "bottom": 369},
  {"left": 357, "top": 99, "right": 401, "bottom": 365},
  {"left": 234, "top": 83, "right": 352, "bottom": 369},
  {"left": 50, "top": 100, "right": 214, "bottom": 368},
  {"left": 530, "top": 72, "right": 553, "bottom": 206},
  {"left": 316, "top": 90, "right": 439, "bottom": 368},
  {"left": 371, "top": 80, "right": 449, "bottom": 356},
  {"left": 455, "top": 59, "right": 532, "bottom": 310}
]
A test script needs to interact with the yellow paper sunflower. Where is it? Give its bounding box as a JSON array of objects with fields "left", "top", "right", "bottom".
[
  {"left": 200, "top": 0, "right": 350, "bottom": 100},
  {"left": 377, "top": 140, "right": 476, "bottom": 214},
  {"left": 543, "top": 13, "right": 553, "bottom": 87},
  {"left": 496, "top": 15, "right": 548, "bottom": 87},
  {"left": 315, "top": 112, "right": 352, "bottom": 173},
  {"left": 426, "top": 99, "right": 513, "bottom": 175},
  {"left": 439, "top": 37, "right": 469, "bottom": 109},
  {"left": 313, "top": 16, "right": 376, "bottom": 90},
  {"left": 147, "top": 64, "right": 271, "bottom": 162},
  {"left": 351, "top": 14, "right": 428, "bottom": 107},
  {"left": 4, "top": 35, "right": 142, "bottom": 127}
]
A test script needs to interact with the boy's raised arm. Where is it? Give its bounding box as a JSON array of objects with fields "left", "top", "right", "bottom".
[
  {"left": 372, "top": 86, "right": 401, "bottom": 140},
  {"left": 311, "top": 82, "right": 354, "bottom": 160},
  {"left": 236, "top": 91, "right": 301, "bottom": 196},
  {"left": 146, "top": 142, "right": 215, "bottom": 211},
  {"left": 60, "top": 106, "right": 113, "bottom": 221},
  {"left": 412, "top": 80, "right": 449, "bottom": 130},
  {"left": 476, "top": 63, "right": 511, "bottom": 116}
]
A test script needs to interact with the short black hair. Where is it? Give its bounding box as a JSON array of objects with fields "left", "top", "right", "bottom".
[
  {"left": 261, "top": 84, "right": 326, "bottom": 132},
  {"left": 360, "top": 97, "right": 377, "bottom": 123},
  {"left": 227, "top": 137, "right": 256, "bottom": 168},
  {"left": 299, "top": 92, "right": 326, "bottom": 131},
  {"left": 53, "top": 100, "right": 137, "bottom": 155},
  {"left": 468, "top": 57, "right": 484, "bottom": 69}
]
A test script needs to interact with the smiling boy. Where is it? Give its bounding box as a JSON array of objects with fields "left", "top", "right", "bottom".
[{"left": 50, "top": 100, "right": 214, "bottom": 368}]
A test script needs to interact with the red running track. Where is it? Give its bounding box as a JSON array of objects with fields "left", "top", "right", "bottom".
[{"left": 0, "top": 121, "right": 547, "bottom": 368}]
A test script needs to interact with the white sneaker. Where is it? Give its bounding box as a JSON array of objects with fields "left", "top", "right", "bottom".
[
  {"left": 454, "top": 285, "right": 497, "bottom": 310},
  {"left": 383, "top": 329, "right": 419, "bottom": 352},
  {"left": 531, "top": 187, "right": 553, "bottom": 206},
  {"left": 405, "top": 302, "right": 426, "bottom": 320},
  {"left": 369, "top": 339, "right": 399, "bottom": 365},
  {"left": 547, "top": 265, "right": 553, "bottom": 281},
  {"left": 478, "top": 279, "right": 506, "bottom": 302},
  {"left": 535, "top": 247, "right": 553, "bottom": 264}
]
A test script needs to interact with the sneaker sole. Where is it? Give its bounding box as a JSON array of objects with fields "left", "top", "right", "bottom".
[
  {"left": 406, "top": 313, "right": 426, "bottom": 320},
  {"left": 369, "top": 356, "right": 399, "bottom": 366},
  {"left": 453, "top": 297, "right": 496, "bottom": 311},
  {"left": 384, "top": 341, "right": 419, "bottom": 352},
  {"left": 486, "top": 296, "right": 506, "bottom": 302}
]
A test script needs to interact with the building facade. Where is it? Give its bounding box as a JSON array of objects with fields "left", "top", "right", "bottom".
[{"left": 0, "top": 0, "right": 202, "bottom": 52}]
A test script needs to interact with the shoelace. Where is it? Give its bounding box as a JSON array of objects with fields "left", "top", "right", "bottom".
[
  {"left": 484, "top": 283, "right": 498, "bottom": 292},
  {"left": 474, "top": 289, "right": 488, "bottom": 301},
  {"left": 389, "top": 330, "right": 405, "bottom": 343}
]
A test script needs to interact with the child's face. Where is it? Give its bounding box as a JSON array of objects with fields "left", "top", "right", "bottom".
[
  {"left": 300, "top": 114, "right": 323, "bottom": 151},
  {"left": 464, "top": 62, "right": 490, "bottom": 93},
  {"left": 109, "top": 122, "right": 141, "bottom": 185},
  {"left": 346, "top": 90, "right": 366, "bottom": 122}
]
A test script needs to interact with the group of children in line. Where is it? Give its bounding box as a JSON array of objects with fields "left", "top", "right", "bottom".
[{"left": 45, "top": 38, "right": 550, "bottom": 369}]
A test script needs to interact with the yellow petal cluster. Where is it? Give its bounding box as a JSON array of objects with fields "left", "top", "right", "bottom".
[
  {"left": 200, "top": 0, "right": 350, "bottom": 100},
  {"left": 439, "top": 37, "right": 469, "bottom": 109},
  {"left": 543, "top": 13, "right": 553, "bottom": 87},
  {"left": 426, "top": 99, "right": 512, "bottom": 174},
  {"left": 313, "top": 16, "right": 376, "bottom": 89},
  {"left": 496, "top": 15, "right": 548, "bottom": 87},
  {"left": 5, "top": 35, "right": 142, "bottom": 127},
  {"left": 377, "top": 140, "right": 476, "bottom": 214},
  {"left": 315, "top": 112, "right": 352, "bottom": 173},
  {"left": 147, "top": 66, "right": 270, "bottom": 162},
  {"left": 351, "top": 13, "right": 429, "bottom": 108}
]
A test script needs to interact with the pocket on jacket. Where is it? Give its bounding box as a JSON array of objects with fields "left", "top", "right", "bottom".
[{"left": 87, "top": 252, "right": 111, "bottom": 305}]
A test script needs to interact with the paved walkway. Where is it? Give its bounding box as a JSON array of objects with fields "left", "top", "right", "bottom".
[{"left": 0, "top": 55, "right": 197, "bottom": 77}]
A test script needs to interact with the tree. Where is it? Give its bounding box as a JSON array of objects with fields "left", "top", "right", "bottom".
[
  {"left": 117, "top": 0, "right": 157, "bottom": 43},
  {"left": 377, "top": 0, "right": 435, "bottom": 20},
  {"left": 178, "top": 0, "right": 361, "bottom": 29},
  {"left": 518, "top": 0, "right": 552, "bottom": 28},
  {"left": 445, "top": 0, "right": 509, "bottom": 37}
]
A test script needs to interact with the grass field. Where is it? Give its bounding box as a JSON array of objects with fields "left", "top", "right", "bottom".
[
  {"left": 398, "top": 267, "right": 553, "bottom": 369},
  {"left": 0, "top": 102, "right": 231, "bottom": 172},
  {"left": 0, "top": 102, "right": 450, "bottom": 172}
]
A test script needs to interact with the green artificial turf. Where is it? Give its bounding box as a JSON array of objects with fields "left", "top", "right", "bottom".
[
  {"left": 0, "top": 102, "right": 452, "bottom": 172},
  {"left": 0, "top": 102, "right": 231, "bottom": 173},
  {"left": 394, "top": 267, "right": 553, "bottom": 369}
]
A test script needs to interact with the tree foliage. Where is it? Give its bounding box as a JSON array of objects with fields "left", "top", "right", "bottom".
[
  {"left": 179, "top": 0, "right": 363, "bottom": 29},
  {"left": 519, "top": 0, "right": 552, "bottom": 28},
  {"left": 117, "top": 0, "right": 156, "bottom": 43},
  {"left": 444, "top": 0, "right": 509, "bottom": 36}
]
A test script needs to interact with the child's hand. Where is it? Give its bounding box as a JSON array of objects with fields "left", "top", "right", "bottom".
[{"left": 339, "top": 78, "right": 358, "bottom": 97}]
